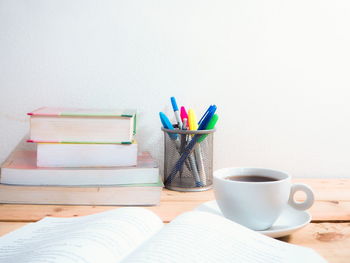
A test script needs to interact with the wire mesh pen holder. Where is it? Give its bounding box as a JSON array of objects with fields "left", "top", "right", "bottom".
[{"left": 162, "top": 127, "right": 215, "bottom": 191}]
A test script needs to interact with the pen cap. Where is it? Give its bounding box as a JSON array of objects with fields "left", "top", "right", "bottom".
[
  {"left": 180, "top": 106, "right": 188, "bottom": 121},
  {"left": 170, "top": 97, "right": 179, "bottom": 111},
  {"left": 159, "top": 112, "right": 178, "bottom": 140},
  {"left": 188, "top": 109, "right": 198, "bottom": 131},
  {"left": 197, "top": 114, "right": 219, "bottom": 143}
]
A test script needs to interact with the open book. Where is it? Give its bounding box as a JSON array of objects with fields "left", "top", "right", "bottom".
[{"left": 0, "top": 208, "right": 326, "bottom": 263}]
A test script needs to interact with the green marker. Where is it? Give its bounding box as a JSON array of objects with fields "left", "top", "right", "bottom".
[{"left": 198, "top": 114, "right": 219, "bottom": 143}]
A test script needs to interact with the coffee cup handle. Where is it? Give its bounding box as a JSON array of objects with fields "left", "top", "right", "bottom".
[{"left": 288, "top": 183, "right": 315, "bottom": 210}]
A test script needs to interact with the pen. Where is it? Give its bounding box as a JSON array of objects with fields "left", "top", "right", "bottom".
[
  {"left": 197, "top": 114, "right": 219, "bottom": 143},
  {"left": 187, "top": 109, "right": 202, "bottom": 187},
  {"left": 179, "top": 117, "right": 188, "bottom": 177},
  {"left": 180, "top": 106, "right": 188, "bottom": 128},
  {"left": 188, "top": 109, "right": 207, "bottom": 186},
  {"left": 188, "top": 109, "right": 198, "bottom": 131},
  {"left": 197, "top": 105, "right": 216, "bottom": 131},
  {"left": 171, "top": 97, "right": 183, "bottom": 129},
  {"left": 198, "top": 105, "right": 213, "bottom": 125},
  {"left": 159, "top": 112, "right": 178, "bottom": 140}
]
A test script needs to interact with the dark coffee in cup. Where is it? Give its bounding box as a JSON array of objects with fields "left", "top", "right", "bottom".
[{"left": 226, "top": 175, "right": 277, "bottom": 182}]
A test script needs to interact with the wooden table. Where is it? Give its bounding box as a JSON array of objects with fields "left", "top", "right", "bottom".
[{"left": 0, "top": 178, "right": 349, "bottom": 262}]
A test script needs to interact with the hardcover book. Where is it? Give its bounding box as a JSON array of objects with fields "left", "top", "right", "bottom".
[
  {"left": 1, "top": 148, "right": 159, "bottom": 186},
  {"left": 0, "top": 181, "right": 162, "bottom": 205},
  {"left": 28, "top": 107, "right": 137, "bottom": 143},
  {"left": 36, "top": 142, "right": 138, "bottom": 167}
]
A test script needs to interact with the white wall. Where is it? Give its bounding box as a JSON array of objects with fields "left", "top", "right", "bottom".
[{"left": 1, "top": 0, "right": 350, "bottom": 177}]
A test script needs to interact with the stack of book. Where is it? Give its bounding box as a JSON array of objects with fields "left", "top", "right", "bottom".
[{"left": 0, "top": 107, "right": 162, "bottom": 205}]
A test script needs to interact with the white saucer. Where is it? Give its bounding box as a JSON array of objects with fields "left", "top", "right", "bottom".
[{"left": 194, "top": 200, "right": 311, "bottom": 238}]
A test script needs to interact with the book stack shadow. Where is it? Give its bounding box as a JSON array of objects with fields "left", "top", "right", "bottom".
[{"left": 0, "top": 107, "right": 162, "bottom": 205}]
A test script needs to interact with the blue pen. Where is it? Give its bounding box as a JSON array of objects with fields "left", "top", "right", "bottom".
[
  {"left": 198, "top": 105, "right": 216, "bottom": 125},
  {"left": 159, "top": 112, "right": 178, "bottom": 140},
  {"left": 166, "top": 106, "right": 217, "bottom": 185},
  {"left": 170, "top": 97, "right": 183, "bottom": 129},
  {"left": 197, "top": 105, "right": 216, "bottom": 130}
]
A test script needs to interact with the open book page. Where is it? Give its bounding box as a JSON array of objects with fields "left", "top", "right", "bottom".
[
  {"left": 0, "top": 208, "right": 163, "bottom": 263},
  {"left": 121, "top": 211, "right": 326, "bottom": 263}
]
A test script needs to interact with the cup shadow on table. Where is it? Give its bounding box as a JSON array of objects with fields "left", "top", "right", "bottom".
[{"left": 277, "top": 235, "right": 291, "bottom": 242}]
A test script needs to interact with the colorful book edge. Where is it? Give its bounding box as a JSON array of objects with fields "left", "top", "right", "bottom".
[
  {"left": 28, "top": 107, "right": 137, "bottom": 118},
  {"left": 27, "top": 140, "right": 134, "bottom": 144}
]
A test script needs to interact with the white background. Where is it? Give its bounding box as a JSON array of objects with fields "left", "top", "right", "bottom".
[{"left": 1, "top": 0, "right": 350, "bottom": 177}]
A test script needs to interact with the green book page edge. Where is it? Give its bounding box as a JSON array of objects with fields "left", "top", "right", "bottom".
[
  {"left": 120, "top": 179, "right": 163, "bottom": 187},
  {"left": 133, "top": 114, "right": 137, "bottom": 135},
  {"left": 94, "top": 177, "right": 163, "bottom": 188}
]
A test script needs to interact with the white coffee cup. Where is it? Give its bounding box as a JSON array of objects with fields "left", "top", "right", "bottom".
[{"left": 213, "top": 167, "right": 314, "bottom": 231}]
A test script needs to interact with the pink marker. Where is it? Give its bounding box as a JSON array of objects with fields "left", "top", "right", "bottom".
[{"left": 180, "top": 106, "right": 188, "bottom": 128}]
